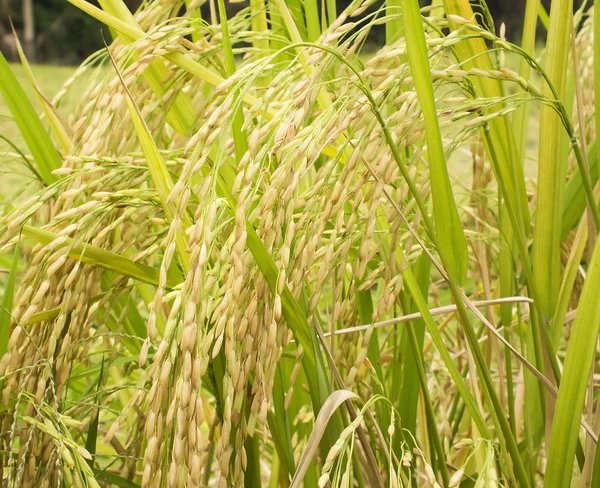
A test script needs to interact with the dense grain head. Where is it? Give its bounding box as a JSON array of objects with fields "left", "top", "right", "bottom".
[{"left": 1, "top": 0, "right": 596, "bottom": 486}]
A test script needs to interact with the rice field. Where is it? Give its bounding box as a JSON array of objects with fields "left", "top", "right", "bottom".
[{"left": 0, "top": 0, "right": 598, "bottom": 487}]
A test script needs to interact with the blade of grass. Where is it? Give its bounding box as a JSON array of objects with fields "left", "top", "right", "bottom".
[
  {"left": 324, "top": 0, "right": 336, "bottom": 28},
  {"left": 498, "top": 203, "right": 517, "bottom": 437},
  {"left": 12, "top": 24, "right": 73, "bottom": 154},
  {"left": 512, "top": 0, "right": 541, "bottom": 161},
  {"left": 545, "top": 238, "right": 600, "bottom": 488},
  {"left": 552, "top": 217, "right": 587, "bottom": 347},
  {"left": 562, "top": 142, "right": 598, "bottom": 240},
  {"left": 267, "top": 0, "right": 290, "bottom": 65},
  {"left": 216, "top": 0, "right": 247, "bottom": 161},
  {"left": 289, "top": 390, "right": 357, "bottom": 488},
  {"left": 0, "top": 51, "right": 61, "bottom": 185},
  {"left": 400, "top": 0, "right": 468, "bottom": 285},
  {"left": 533, "top": 0, "right": 573, "bottom": 318},
  {"left": 592, "top": 432, "right": 600, "bottom": 488},
  {"left": 268, "top": 364, "right": 296, "bottom": 479},
  {"left": 21, "top": 224, "right": 180, "bottom": 289},
  {"left": 0, "top": 243, "right": 18, "bottom": 357},
  {"left": 23, "top": 308, "right": 60, "bottom": 325},
  {"left": 569, "top": 17, "right": 596, "bottom": 250},
  {"left": 395, "top": 275, "right": 450, "bottom": 485},
  {"left": 93, "top": 469, "right": 140, "bottom": 488},
  {"left": 538, "top": 3, "right": 550, "bottom": 30},
  {"left": 595, "top": 0, "right": 600, "bottom": 222},
  {"left": 405, "top": 312, "right": 449, "bottom": 487},
  {"left": 105, "top": 42, "right": 192, "bottom": 273},
  {"left": 284, "top": 0, "right": 308, "bottom": 40},
  {"left": 385, "top": 0, "right": 402, "bottom": 44},
  {"left": 85, "top": 356, "right": 104, "bottom": 469},
  {"left": 396, "top": 255, "right": 430, "bottom": 451},
  {"left": 303, "top": 0, "right": 321, "bottom": 41},
  {"left": 249, "top": 0, "right": 270, "bottom": 52}
]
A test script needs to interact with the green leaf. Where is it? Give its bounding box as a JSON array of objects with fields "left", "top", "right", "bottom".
[
  {"left": 85, "top": 356, "right": 104, "bottom": 468},
  {"left": 93, "top": 469, "right": 140, "bottom": 488},
  {"left": 106, "top": 45, "right": 192, "bottom": 274},
  {"left": 0, "top": 51, "right": 61, "bottom": 185},
  {"left": 386, "top": 0, "right": 403, "bottom": 44},
  {"left": 0, "top": 244, "right": 18, "bottom": 357},
  {"left": 400, "top": 0, "right": 468, "bottom": 285},
  {"left": 592, "top": 437, "right": 600, "bottom": 488},
  {"left": 538, "top": 3, "right": 550, "bottom": 30},
  {"left": 397, "top": 255, "right": 430, "bottom": 439},
  {"left": 290, "top": 390, "right": 358, "bottom": 488},
  {"left": 402, "top": 266, "right": 490, "bottom": 439},
  {"left": 513, "top": 0, "right": 541, "bottom": 161},
  {"left": 545, "top": 238, "right": 600, "bottom": 488},
  {"left": 533, "top": 0, "right": 573, "bottom": 317},
  {"left": 22, "top": 225, "right": 180, "bottom": 289},
  {"left": 562, "top": 142, "right": 598, "bottom": 235},
  {"left": 596, "top": 0, "right": 600, "bottom": 214},
  {"left": 12, "top": 27, "right": 73, "bottom": 154},
  {"left": 268, "top": 365, "right": 296, "bottom": 478},
  {"left": 552, "top": 219, "right": 587, "bottom": 347}
]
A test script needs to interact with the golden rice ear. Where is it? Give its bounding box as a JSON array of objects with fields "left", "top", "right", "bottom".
[{"left": 2, "top": 0, "right": 599, "bottom": 486}]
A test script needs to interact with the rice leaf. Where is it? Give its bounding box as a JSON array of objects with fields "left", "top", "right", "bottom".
[
  {"left": 562, "top": 142, "right": 598, "bottom": 240},
  {"left": 12, "top": 25, "right": 73, "bottom": 154},
  {"left": 106, "top": 45, "right": 192, "bottom": 273},
  {"left": 0, "top": 51, "right": 61, "bottom": 185},
  {"left": 22, "top": 225, "right": 179, "bottom": 289},
  {"left": 0, "top": 244, "right": 18, "bottom": 357},
  {"left": 400, "top": 0, "right": 468, "bottom": 285},
  {"left": 290, "top": 390, "right": 357, "bottom": 488},
  {"left": 386, "top": 0, "right": 403, "bottom": 44},
  {"left": 85, "top": 356, "right": 104, "bottom": 468},
  {"left": 512, "top": 0, "right": 541, "bottom": 160},
  {"left": 552, "top": 218, "right": 587, "bottom": 347},
  {"left": 93, "top": 470, "right": 140, "bottom": 488},
  {"left": 533, "top": 0, "right": 573, "bottom": 317},
  {"left": 396, "top": 255, "right": 430, "bottom": 441},
  {"left": 545, "top": 238, "right": 600, "bottom": 488},
  {"left": 402, "top": 266, "right": 490, "bottom": 439}
]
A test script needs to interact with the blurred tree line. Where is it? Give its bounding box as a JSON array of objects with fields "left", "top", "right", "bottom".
[
  {"left": 0, "top": 0, "right": 142, "bottom": 62},
  {"left": 0, "top": 0, "right": 578, "bottom": 64}
]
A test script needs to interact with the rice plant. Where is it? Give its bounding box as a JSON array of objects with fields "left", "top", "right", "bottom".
[{"left": 0, "top": 0, "right": 599, "bottom": 486}]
